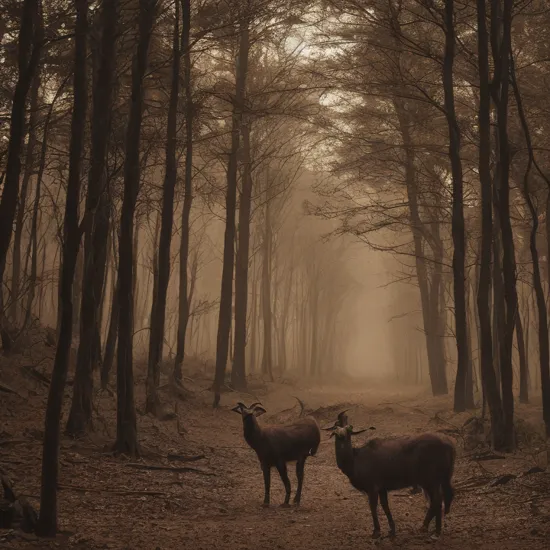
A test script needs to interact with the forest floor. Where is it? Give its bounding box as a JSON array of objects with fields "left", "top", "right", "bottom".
[{"left": 1, "top": 345, "right": 550, "bottom": 549}]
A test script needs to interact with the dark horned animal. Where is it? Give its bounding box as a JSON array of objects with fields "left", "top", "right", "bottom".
[
  {"left": 232, "top": 401, "right": 320, "bottom": 507},
  {"left": 324, "top": 413, "right": 455, "bottom": 539}
]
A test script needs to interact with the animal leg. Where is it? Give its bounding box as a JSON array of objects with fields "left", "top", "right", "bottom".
[
  {"left": 293, "top": 458, "right": 306, "bottom": 505},
  {"left": 379, "top": 489, "right": 395, "bottom": 537},
  {"left": 276, "top": 462, "right": 291, "bottom": 507},
  {"left": 367, "top": 490, "right": 381, "bottom": 539},
  {"left": 262, "top": 464, "right": 271, "bottom": 507},
  {"left": 422, "top": 486, "right": 443, "bottom": 534},
  {"left": 433, "top": 486, "right": 443, "bottom": 536},
  {"left": 421, "top": 487, "right": 435, "bottom": 531}
]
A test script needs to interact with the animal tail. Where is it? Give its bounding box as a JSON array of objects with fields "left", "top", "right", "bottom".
[
  {"left": 309, "top": 440, "right": 320, "bottom": 457},
  {"left": 442, "top": 481, "right": 454, "bottom": 514}
]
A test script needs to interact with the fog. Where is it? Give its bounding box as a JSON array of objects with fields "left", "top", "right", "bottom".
[{"left": 1, "top": 0, "right": 550, "bottom": 546}]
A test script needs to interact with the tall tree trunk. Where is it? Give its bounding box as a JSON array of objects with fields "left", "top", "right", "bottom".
[
  {"left": 114, "top": 0, "right": 157, "bottom": 455},
  {"left": 72, "top": 245, "right": 84, "bottom": 335},
  {"left": 67, "top": 0, "right": 118, "bottom": 436},
  {"left": 213, "top": 10, "right": 250, "bottom": 405},
  {"left": 0, "top": 0, "right": 43, "bottom": 302},
  {"left": 36, "top": 0, "right": 87, "bottom": 535},
  {"left": 10, "top": 71, "right": 40, "bottom": 323},
  {"left": 491, "top": 0, "right": 516, "bottom": 450},
  {"left": 511, "top": 50, "right": 550, "bottom": 427},
  {"left": 308, "top": 282, "right": 319, "bottom": 378},
  {"left": 475, "top": 0, "right": 506, "bottom": 450},
  {"left": 395, "top": 104, "right": 446, "bottom": 396},
  {"left": 147, "top": 1, "right": 180, "bottom": 414},
  {"left": 174, "top": 0, "right": 194, "bottom": 381},
  {"left": 248, "top": 254, "right": 258, "bottom": 372},
  {"left": 278, "top": 265, "right": 293, "bottom": 372},
  {"left": 443, "top": 0, "right": 470, "bottom": 412},
  {"left": 261, "top": 198, "right": 273, "bottom": 381},
  {"left": 232, "top": 118, "right": 253, "bottom": 390}
]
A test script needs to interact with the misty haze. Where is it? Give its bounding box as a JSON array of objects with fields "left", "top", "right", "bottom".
[{"left": 0, "top": 0, "right": 549, "bottom": 549}]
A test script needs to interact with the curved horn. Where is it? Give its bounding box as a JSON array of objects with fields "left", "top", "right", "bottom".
[
  {"left": 236, "top": 402, "right": 246, "bottom": 409},
  {"left": 350, "top": 427, "right": 376, "bottom": 435},
  {"left": 293, "top": 396, "right": 305, "bottom": 417},
  {"left": 321, "top": 422, "right": 338, "bottom": 431},
  {"left": 249, "top": 402, "right": 263, "bottom": 409}
]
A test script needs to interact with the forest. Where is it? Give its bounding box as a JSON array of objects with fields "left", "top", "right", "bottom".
[{"left": 0, "top": 0, "right": 550, "bottom": 548}]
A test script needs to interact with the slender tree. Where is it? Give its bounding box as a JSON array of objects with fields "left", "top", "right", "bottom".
[
  {"left": 231, "top": 115, "right": 253, "bottom": 389},
  {"left": 491, "top": 0, "right": 517, "bottom": 450},
  {"left": 174, "top": 0, "right": 194, "bottom": 382},
  {"left": 443, "top": 0, "right": 472, "bottom": 412},
  {"left": 66, "top": 0, "right": 118, "bottom": 437},
  {"left": 10, "top": 70, "right": 41, "bottom": 323},
  {"left": 114, "top": 0, "right": 158, "bottom": 454},
  {"left": 510, "top": 49, "right": 550, "bottom": 435},
  {"left": 476, "top": 0, "right": 506, "bottom": 450},
  {"left": 213, "top": 5, "right": 250, "bottom": 405},
  {"left": 147, "top": 0, "right": 181, "bottom": 414},
  {"left": 36, "top": 0, "right": 88, "bottom": 536},
  {"left": 0, "top": 0, "right": 43, "bottom": 311}
]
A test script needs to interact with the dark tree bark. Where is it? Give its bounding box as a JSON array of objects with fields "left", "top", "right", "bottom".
[
  {"left": 511, "top": 50, "right": 550, "bottom": 428},
  {"left": 443, "top": 0, "right": 471, "bottom": 412},
  {"left": 114, "top": 0, "right": 157, "bottom": 455},
  {"left": 174, "top": 0, "right": 194, "bottom": 381},
  {"left": 308, "top": 279, "right": 319, "bottom": 378},
  {"left": 36, "top": 0, "right": 88, "bottom": 536},
  {"left": 66, "top": 0, "right": 118, "bottom": 437},
  {"left": 491, "top": 0, "right": 517, "bottom": 450},
  {"left": 232, "top": 117, "right": 253, "bottom": 390},
  {"left": 25, "top": 76, "right": 67, "bottom": 330},
  {"left": 396, "top": 107, "right": 447, "bottom": 396},
  {"left": 261, "top": 197, "right": 274, "bottom": 381},
  {"left": 492, "top": 202, "right": 505, "bottom": 389},
  {"left": 10, "top": 71, "right": 40, "bottom": 323},
  {"left": 146, "top": 0, "right": 181, "bottom": 414},
  {"left": 0, "top": 0, "right": 43, "bottom": 298},
  {"left": 71, "top": 245, "right": 84, "bottom": 335},
  {"left": 278, "top": 264, "right": 293, "bottom": 372},
  {"left": 248, "top": 255, "right": 259, "bottom": 371},
  {"left": 515, "top": 311, "right": 528, "bottom": 403},
  {"left": 213, "top": 10, "right": 250, "bottom": 405},
  {"left": 388, "top": 4, "right": 447, "bottom": 397},
  {"left": 101, "top": 225, "right": 119, "bottom": 389},
  {"left": 475, "top": 0, "right": 506, "bottom": 450}
]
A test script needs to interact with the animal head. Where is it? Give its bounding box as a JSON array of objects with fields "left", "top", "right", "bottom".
[
  {"left": 322, "top": 411, "right": 375, "bottom": 449},
  {"left": 231, "top": 402, "right": 267, "bottom": 420}
]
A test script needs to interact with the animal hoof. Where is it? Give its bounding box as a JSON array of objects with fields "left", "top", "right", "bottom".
[
  {"left": 280, "top": 503, "right": 291, "bottom": 508},
  {"left": 371, "top": 530, "right": 381, "bottom": 539},
  {"left": 388, "top": 530, "right": 396, "bottom": 539},
  {"left": 262, "top": 503, "right": 270, "bottom": 508},
  {"left": 431, "top": 533, "right": 440, "bottom": 541}
]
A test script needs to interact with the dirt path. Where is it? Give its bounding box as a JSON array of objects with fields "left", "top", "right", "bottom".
[{"left": 1, "top": 372, "right": 549, "bottom": 549}]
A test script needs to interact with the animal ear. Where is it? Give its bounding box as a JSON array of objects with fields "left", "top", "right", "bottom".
[
  {"left": 253, "top": 406, "right": 267, "bottom": 417},
  {"left": 231, "top": 405, "right": 243, "bottom": 414}
]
